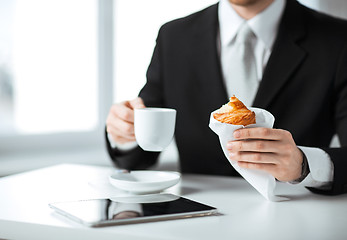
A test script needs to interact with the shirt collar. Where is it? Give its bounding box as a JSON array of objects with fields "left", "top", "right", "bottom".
[{"left": 218, "top": 0, "right": 286, "bottom": 50}]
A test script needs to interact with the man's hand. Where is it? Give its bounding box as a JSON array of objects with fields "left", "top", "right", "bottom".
[
  {"left": 226, "top": 128, "right": 303, "bottom": 182},
  {"left": 106, "top": 97, "right": 145, "bottom": 144}
]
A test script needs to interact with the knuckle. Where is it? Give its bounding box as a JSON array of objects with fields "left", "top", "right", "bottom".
[
  {"left": 244, "top": 129, "right": 251, "bottom": 138},
  {"left": 253, "top": 153, "right": 262, "bottom": 161},
  {"left": 255, "top": 141, "right": 264, "bottom": 150},
  {"left": 260, "top": 128, "right": 270, "bottom": 137},
  {"left": 238, "top": 141, "right": 243, "bottom": 151},
  {"left": 283, "top": 143, "right": 293, "bottom": 152},
  {"left": 283, "top": 130, "right": 292, "bottom": 139}
]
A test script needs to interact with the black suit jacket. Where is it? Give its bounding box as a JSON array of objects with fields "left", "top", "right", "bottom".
[{"left": 106, "top": 0, "right": 347, "bottom": 195}]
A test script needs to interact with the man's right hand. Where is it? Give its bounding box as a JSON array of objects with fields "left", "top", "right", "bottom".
[{"left": 106, "top": 97, "right": 146, "bottom": 144}]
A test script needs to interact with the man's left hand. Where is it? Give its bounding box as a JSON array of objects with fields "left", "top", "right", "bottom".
[{"left": 226, "top": 128, "right": 303, "bottom": 182}]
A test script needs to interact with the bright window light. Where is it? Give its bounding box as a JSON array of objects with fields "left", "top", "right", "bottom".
[{"left": 0, "top": 0, "right": 98, "bottom": 135}]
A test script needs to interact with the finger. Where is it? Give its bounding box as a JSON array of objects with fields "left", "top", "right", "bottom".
[
  {"left": 237, "top": 161, "right": 277, "bottom": 174},
  {"left": 106, "top": 113, "right": 136, "bottom": 138},
  {"left": 227, "top": 140, "right": 281, "bottom": 153},
  {"left": 230, "top": 151, "right": 277, "bottom": 164},
  {"left": 233, "top": 128, "right": 290, "bottom": 141},
  {"left": 107, "top": 124, "right": 136, "bottom": 142},
  {"left": 107, "top": 130, "right": 135, "bottom": 143},
  {"left": 129, "top": 97, "right": 146, "bottom": 109},
  {"left": 111, "top": 103, "right": 135, "bottom": 123},
  {"left": 106, "top": 123, "right": 135, "bottom": 139},
  {"left": 112, "top": 134, "right": 136, "bottom": 144},
  {"left": 112, "top": 117, "right": 136, "bottom": 136},
  {"left": 106, "top": 111, "right": 130, "bottom": 132},
  {"left": 116, "top": 135, "right": 136, "bottom": 144}
]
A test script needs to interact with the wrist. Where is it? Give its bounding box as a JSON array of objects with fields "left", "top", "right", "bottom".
[{"left": 292, "top": 149, "right": 310, "bottom": 183}]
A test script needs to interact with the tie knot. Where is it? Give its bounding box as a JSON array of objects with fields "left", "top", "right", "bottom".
[{"left": 236, "top": 23, "right": 255, "bottom": 44}]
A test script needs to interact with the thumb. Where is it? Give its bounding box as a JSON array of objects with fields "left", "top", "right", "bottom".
[{"left": 130, "top": 97, "right": 146, "bottom": 109}]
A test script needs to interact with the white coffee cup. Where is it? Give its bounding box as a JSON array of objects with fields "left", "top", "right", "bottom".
[{"left": 134, "top": 108, "right": 176, "bottom": 152}]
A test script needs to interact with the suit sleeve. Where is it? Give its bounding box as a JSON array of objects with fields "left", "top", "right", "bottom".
[
  {"left": 310, "top": 42, "right": 347, "bottom": 195},
  {"left": 105, "top": 27, "right": 166, "bottom": 170}
]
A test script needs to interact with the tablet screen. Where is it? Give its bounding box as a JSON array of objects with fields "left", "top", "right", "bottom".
[{"left": 49, "top": 194, "right": 217, "bottom": 227}]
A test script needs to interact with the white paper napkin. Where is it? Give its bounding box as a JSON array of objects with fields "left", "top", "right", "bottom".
[{"left": 209, "top": 107, "right": 286, "bottom": 201}]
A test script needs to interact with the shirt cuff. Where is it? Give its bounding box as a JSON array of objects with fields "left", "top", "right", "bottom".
[
  {"left": 107, "top": 133, "right": 138, "bottom": 151},
  {"left": 292, "top": 146, "right": 334, "bottom": 189}
]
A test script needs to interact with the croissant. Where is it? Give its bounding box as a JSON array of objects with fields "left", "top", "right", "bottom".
[{"left": 213, "top": 96, "right": 256, "bottom": 126}]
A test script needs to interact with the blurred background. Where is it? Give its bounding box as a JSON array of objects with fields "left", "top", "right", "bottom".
[{"left": 0, "top": 0, "right": 346, "bottom": 176}]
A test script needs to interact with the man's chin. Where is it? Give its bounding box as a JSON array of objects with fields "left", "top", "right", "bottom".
[{"left": 228, "top": 0, "right": 263, "bottom": 7}]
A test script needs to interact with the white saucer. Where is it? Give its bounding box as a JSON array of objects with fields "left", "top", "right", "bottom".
[{"left": 109, "top": 170, "right": 181, "bottom": 194}]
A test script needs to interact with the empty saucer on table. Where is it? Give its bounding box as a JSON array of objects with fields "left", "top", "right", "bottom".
[{"left": 109, "top": 170, "right": 181, "bottom": 194}]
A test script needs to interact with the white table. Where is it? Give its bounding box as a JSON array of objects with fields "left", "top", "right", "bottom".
[{"left": 0, "top": 164, "right": 346, "bottom": 240}]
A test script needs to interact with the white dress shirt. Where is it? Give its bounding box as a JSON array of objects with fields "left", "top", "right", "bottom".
[{"left": 218, "top": 0, "right": 333, "bottom": 188}]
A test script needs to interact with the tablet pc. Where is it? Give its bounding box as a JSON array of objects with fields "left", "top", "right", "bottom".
[{"left": 49, "top": 193, "right": 217, "bottom": 227}]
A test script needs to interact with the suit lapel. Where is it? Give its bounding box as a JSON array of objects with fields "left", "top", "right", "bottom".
[
  {"left": 192, "top": 4, "right": 228, "bottom": 111},
  {"left": 253, "top": 0, "right": 307, "bottom": 109}
]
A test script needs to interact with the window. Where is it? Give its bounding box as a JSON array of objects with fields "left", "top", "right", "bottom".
[
  {"left": 0, "top": 0, "right": 112, "bottom": 152},
  {"left": 113, "top": 0, "right": 219, "bottom": 103}
]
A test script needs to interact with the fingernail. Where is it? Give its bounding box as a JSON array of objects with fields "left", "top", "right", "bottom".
[
  {"left": 234, "top": 131, "right": 241, "bottom": 138},
  {"left": 226, "top": 143, "right": 232, "bottom": 149}
]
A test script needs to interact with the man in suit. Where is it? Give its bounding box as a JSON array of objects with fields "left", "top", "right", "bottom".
[{"left": 105, "top": 0, "right": 347, "bottom": 195}]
